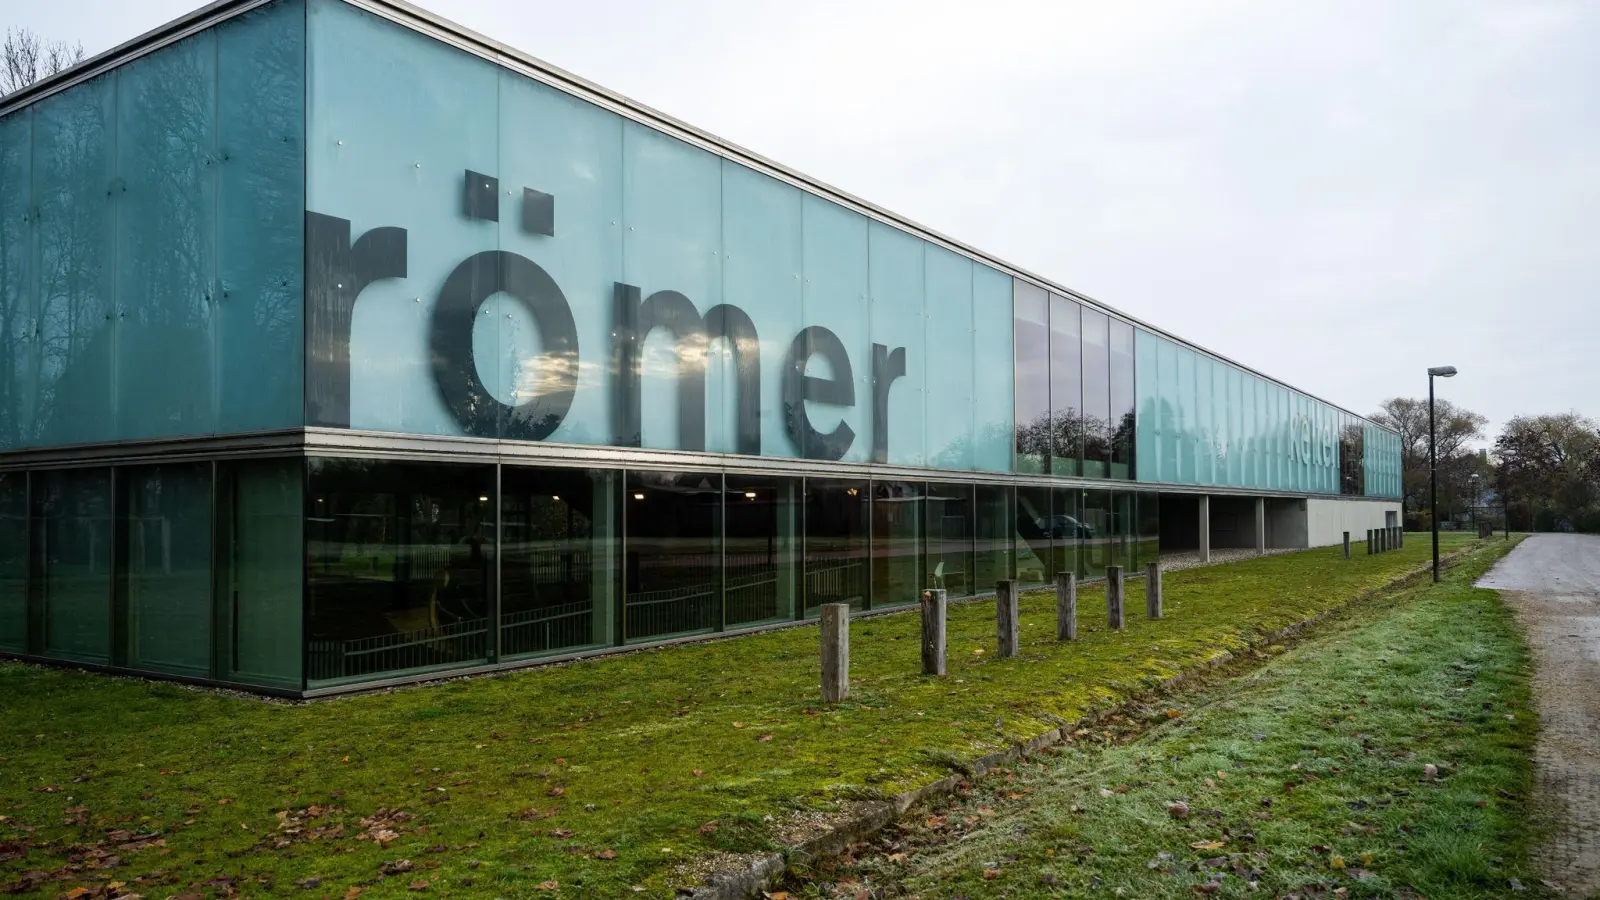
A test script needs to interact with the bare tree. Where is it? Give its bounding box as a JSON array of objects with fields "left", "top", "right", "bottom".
[
  {"left": 1370, "top": 396, "right": 1487, "bottom": 523},
  {"left": 1, "top": 27, "right": 85, "bottom": 96}
]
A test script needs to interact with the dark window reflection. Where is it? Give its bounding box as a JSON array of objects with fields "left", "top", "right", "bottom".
[
  {"left": 872, "top": 481, "right": 924, "bottom": 608},
  {"left": 118, "top": 464, "right": 212, "bottom": 677},
  {"left": 1135, "top": 491, "right": 1161, "bottom": 570},
  {"left": 724, "top": 474, "right": 800, "bottom": 627},
  {"left": 1050, "top": 486, "right": 1083, "bottom": 578},
  {"left": 1339, "top": 415, "right": 1365, "bottom": 496},
  {"left": 1081, "top": 309, "right": 1112, "bottom": 479},
  {"left": 974, "top": 484, "right": 1013, "bottom": 593},
  {"left": 0, "top": 473, "right": 26, "bottom": 652},
  {"left": 1049, "top": 294, "right": 1082, "bottom": 476},
  {"left": 1014, "top": 484, "right": 1052, "bottom": 586},
  {"left": 804, "top": 479, "right": 868, "bottom": 615},
  {"left": 925, "top": 482, "right": 972, "bottom": 597},
  {"left": 502, "top": 466, "right": 618, "bottom": 657},
  {"left": 1080, "top": 489, "right": 1112, "bottom": 578},
  {"left": 31, "top": 468, "right": 112, "bottom": 663},
  {"left": 306, "top": 459, "right": 493, "bottom": 685},
  {"left": 216, "top": 458, "right": 303, "bottom": 689},
  {"left": 624, "top": 471, "right": 720, "bottom": 642},
  {"left": 1110, "top": 320, "right": 1135, "bottom": 480},
  {"left": 1112, "top": 491, "right": 1137, "bottom": 572},
  {"left": 1013, "top": 283, "right": 1051, "bottom": 474}
]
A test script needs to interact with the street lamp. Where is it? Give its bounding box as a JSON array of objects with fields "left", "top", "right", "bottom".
[
  {"left": 1427, "top": 365, "right": 1457, "bottom": 582},
  {"left": 1470, "top": 473, "right": 1480, "bottom": 533}
]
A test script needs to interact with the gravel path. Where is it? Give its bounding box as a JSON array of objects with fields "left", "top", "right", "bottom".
[
  {"left": 1159, "top": 546, "right": 1299, "bottom": 572},
  {"left": 1478, "top": 534, "right": 1600, "bottom": 895}
]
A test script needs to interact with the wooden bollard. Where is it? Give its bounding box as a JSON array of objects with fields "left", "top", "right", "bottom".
[
  {"left": 1366, "top": 529, "right": 1374, "bottom": 555},
  {"left": 1398, "top": 527, "right": 1405, "bottom": 548},
  {"left": 1377, "top": 527, "right": 1385, "bottom": 552},
  {"left": 920, "top": 589, "right": 947, "bottom": 676},
  {"left": 1395, "top": 526, "right": 1403, "bottom": 548},
  {"left": 1146, "top": 561, "right": 1163, "bottom": 619},
  {"left": 1055, "top": 572, "right": 1077, "bottom": 641},
  {"left": 1106, "top": 565, "right": 1126, "bottom": 629},
  {"left": 1342, "top": 531, "right": 1351, "bottom": 559},
  {"left": 996, "top": 580, "right": 1019, "bottom": 658},
  {"left": 820, "top": 603, "right": 849, "bottom": 702}
]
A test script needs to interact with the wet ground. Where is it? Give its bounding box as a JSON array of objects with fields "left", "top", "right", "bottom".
[{"left": 1479, "top": 534, "right": 1600, "bottom": 895}]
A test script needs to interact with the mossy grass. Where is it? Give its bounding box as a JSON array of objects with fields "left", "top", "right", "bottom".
[
  {"left": 0, "top": 533, "right": 1487, "bottom": 897},
  {"left": 785, "top": 535, "right": 1540, "bottom": 899}
]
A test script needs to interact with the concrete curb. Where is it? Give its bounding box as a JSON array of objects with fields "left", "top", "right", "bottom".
[{"left": 686, "top": 545, "right": 1484, "bottom": 900}]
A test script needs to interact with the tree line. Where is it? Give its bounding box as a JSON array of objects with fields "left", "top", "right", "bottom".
[{"left": 1371, "top": 399, "right": 1600, "bottom": 533}]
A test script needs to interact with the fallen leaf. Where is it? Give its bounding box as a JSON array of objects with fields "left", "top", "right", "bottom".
[
  {"left": 1331, "top": 854, "right": 1347, "bottom": 869},
  {"left": 982, "top": 869, "right": 1000, "bottom": 880},
  {"left": 732, "top": 722, "right": 746, "bottom": 729},
  {"left": 1190, "top": 840, "right": 1227, "bottom": 851},
  {"left": 408, "top": 881, "right": 428, "bottom": 891},
  {"left": 692, "top": 770, "right": 705, "bottom": 778},
  {"left": 699, "top": 821, "right": 719, "bottom": 835},
  {"left": 758, "top": 735, "right": 773, "bottom": 743},
  {"left": 1168, "top": 801, "right": 1190, "bottom": 820},
  {"left": 536, "top": 881, "right": 559, "bottom": 891},
  {"left": 551, "top": 828, "right": 573, "bottom": 839},
  {"left": 344, "top": 890, "right": 362, "bottom": 900},
  {"left": 548, "top": 787, "right": 566, "bottom": 797},
  {"left": 218, "top": 798, "right": 234, "bottom": 805},
  {"left": 596, "top": 849, "right": 617, "bottom": 860}
]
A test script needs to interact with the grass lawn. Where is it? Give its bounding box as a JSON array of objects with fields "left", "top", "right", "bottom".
[
  {"left": 783, "top": 535, "right": 1539, "bottom": 899},
  {"left": 0, "top": 533, "right": 1487, "bottom": 898}
]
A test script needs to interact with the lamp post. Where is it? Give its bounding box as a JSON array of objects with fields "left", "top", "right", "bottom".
[
  {"left": 1427, "top": 365, "right": 1458, "bottom": 582},
  {"left": 1470, "top": 472, "right": 1480, "bottom": 533}
]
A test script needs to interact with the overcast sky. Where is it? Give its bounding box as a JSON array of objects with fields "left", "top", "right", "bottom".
[{"left": 12, "top": 0, "right": 1598, "bottom": 442}]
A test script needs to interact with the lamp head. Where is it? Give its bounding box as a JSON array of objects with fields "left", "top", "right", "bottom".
[{"left": 1427, "top": 365, "right": 1458, "bottom": 377}]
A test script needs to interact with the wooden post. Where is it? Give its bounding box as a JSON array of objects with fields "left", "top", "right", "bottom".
[
  {"left": 1145, "top": 561, "right": 1163, "bottom": 619},
  {"left": 820, "top": 603, "right": 849, "bottom": 702},
  {"left": 996, "top": 580, "right": 1019, "bottom": 659},
  {"left": 920, "top": 589, "right": 946, "bottom": 676},
  {"left": 1366, "top": 528, "right": 1374, "bottom": 555},
  {"left": 1055, "top": 572, "right": 1077, "bottom": 641},
  {"left": 1398, "top": 526, "right": 1405, "bottom": 548},
  {"left": 1106, "top": 565, "right": 1125, "bottom": 629},
  {"left": 1342, "top": 531, "right": 1351, "bottom": 559}
]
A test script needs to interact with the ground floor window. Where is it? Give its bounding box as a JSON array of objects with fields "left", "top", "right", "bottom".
[
  {"left": 0, "top": 456, "right": 1175, "bottom": 691},
  {"left": 624, "top": 470, "right": 721, "bottom": 642},
  {"left": 305, "top": 458, "right": 495, "bottom": 686}
]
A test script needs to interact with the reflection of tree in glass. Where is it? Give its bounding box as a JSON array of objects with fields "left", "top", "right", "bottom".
[{"left": 32, "top": 75, "right": 115, "bottom": 445}]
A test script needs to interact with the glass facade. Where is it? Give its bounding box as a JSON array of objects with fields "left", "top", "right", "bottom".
[
  {"left": 1133, "top": 328, "right": 1397, "bottom": 496},
  {"left": 0, "top": 0, "right": 1408, "bottom": 694},
  {"left": 0, "top": 0, "right": 305, "bottom": 451}
]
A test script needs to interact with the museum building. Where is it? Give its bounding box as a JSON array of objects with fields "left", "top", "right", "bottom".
[{"left": 0, "top": 0, "right": 1403, "bottom": 695}]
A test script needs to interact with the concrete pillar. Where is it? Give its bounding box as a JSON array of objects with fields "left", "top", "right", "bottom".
[
  {"left": 1055, "top": 572, "right": 1077, "bottom": 642},
  {"left": 1106, "top": 566, "right": 1126, "bottom": 629},
  {"left": 996, "top": 580, "right": 1019, "bottom": 659},
  {"left": 1197, "top": 495, "right": 1211, "bottom": 563},
  {"left": 1254, "top": 497, "right": 1267, "bottom": 554},
  {"left": 1342, "top": 531, "right": 1351, "bottom": 559},
  {"left": 820, "top": 603, "right": 850, "bottom": 702},
  {"left": 920, "top": 589, "right": 946, "bottom": 676},
  {"left": 1146, "top": 561, "right": 1163, "bottom": 619}
]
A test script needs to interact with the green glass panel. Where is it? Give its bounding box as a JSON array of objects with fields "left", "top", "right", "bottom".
[
  {"left": 0, "top": 471, "right": 25, "bottom": 651},
  {"left": 219, "top": 458, "right": 303, "bottom": 689},
  {"left": 33, "top": 468, "right": 111, "bottom": 663},
  {"left": 924, "top": 481, "right": 972, "bottom": 597},
  {"left": 723, "top": 474, "right": 799, "bottom": 627},
  {"left": 121, "top": 464, "right": 212, "bottom": 677}
]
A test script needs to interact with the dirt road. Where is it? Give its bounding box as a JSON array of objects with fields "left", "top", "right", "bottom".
[{"left": 1479, "top": 534, "right": 1600, "bottom": 895}]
